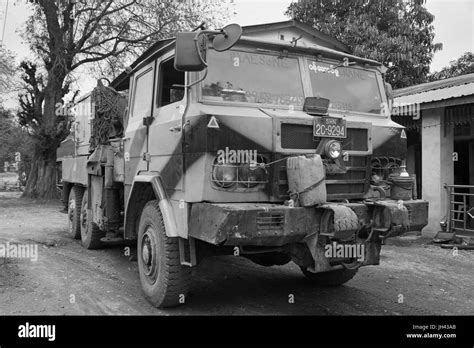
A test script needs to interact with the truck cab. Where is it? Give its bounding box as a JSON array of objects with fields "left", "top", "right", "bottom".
[{"left": 61, "top": 24, "right": 428, "bottom": 308}]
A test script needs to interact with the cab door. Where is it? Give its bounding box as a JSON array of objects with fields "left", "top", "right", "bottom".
[
  {"left": 123, "top": 61, "right": 156, "bottom": 186},
  {"left": 148, "top": 52, "right": 186, "bottom": 197}
]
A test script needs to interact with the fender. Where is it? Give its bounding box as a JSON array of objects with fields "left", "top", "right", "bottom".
[{"left": 124, "top": 172, "right": 182, "bottom": 240}]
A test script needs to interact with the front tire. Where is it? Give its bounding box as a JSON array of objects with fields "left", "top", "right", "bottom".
[
  {"left": 67, "top": 186, "right": 84, "bottom": 239},
  {"left": 300, "top": 267, "right": 358, "bottom": 286},
  {"left": 137, "top": 200, "right": 190, "bottom": 308},
  {"left": 80, "top": 189, "right": 104, "bottom": 249}
]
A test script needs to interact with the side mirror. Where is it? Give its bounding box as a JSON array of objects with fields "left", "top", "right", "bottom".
[
  {"left": 174, "top": 24, "right": 242, "bottom": 72},
  {"left": 174, "top": 32, "right": 208, "bottom": 72}
]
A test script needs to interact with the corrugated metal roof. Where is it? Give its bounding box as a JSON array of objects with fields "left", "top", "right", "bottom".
[
  {"left": 393, "top": 73, "right": 474, "bottom": 97},
  {"left": 394, "top": 82, "right": 474, "bottom": 106}
]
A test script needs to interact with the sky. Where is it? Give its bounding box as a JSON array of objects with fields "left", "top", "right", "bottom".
[{"left": 0, "top": 0, "right": 473, "bottom": 107}]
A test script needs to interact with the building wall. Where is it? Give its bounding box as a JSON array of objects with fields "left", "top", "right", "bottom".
[
  {"left": 421, "top": 107, "right": 454, "bottom": 235},
  {"left": 244, "top": 28, "right": 339, "bottom": 50},
  {"left": 469, "top": 125, "right": 474, "bottom": 226}
]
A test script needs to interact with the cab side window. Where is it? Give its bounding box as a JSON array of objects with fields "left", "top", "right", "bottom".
[
  {"left": 131, "top": 67, "right": 153, "bottom": 118},
  {"left": 157, "top": 58, "right": 185, "bottom": 107}
]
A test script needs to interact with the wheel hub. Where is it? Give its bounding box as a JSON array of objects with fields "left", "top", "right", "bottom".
[
  {"left": 68, "top": 199, "right": 75, "bottom": 222},
  {"left": 80, "top": 205, "right": 87, "bottom": 231},
  {"left": 142, "top": 238, "right": 151, "bottom": 265},
  {"left": 141, "top": 228, "right": 157, "bottom": 280}
]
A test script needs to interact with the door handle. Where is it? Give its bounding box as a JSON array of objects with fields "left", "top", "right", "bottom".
[
  {"left": 169, "top": 125, "right": 182, "bottom": 133},
  {"left": 169, "top": 120, "right": 190, "bottom": 133}
]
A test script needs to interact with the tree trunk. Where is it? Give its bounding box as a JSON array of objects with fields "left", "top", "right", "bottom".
[
  {"left": 21, "top": 65, "right": 67, "bottom": 200},
  {"left": 22, "top": 147, "right": 58, "bottom": 199}
]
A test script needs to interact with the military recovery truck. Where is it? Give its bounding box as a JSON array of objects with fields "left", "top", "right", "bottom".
[{"left": 61, "top": 23, "right": 428, "bottom": 308}]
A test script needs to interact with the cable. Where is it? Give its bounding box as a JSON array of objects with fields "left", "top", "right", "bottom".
[{"left": 1, "top": 0, "right": 9, "bottom": 43}]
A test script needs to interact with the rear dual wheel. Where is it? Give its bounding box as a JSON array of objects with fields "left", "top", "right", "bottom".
[
  {"left": 80, "top": 188, "right": 105, "bottom": 249},
  {"left": 67, "top": 186, "right": 84, "bottom": 240}
]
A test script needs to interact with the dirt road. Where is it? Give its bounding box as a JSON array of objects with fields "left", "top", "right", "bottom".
[{"left": 0, "top": 192, "right": 473, "bottom": 315}]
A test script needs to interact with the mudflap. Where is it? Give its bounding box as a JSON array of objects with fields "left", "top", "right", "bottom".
[
  {"left": 362, "top": 200, "right": 410, "bottom": 266},
  {"left": 303, "top": 235, "right": 331, "bottom": 273},
  {"left": 362, "top": 228, "right": 382, "bottom": 266}
]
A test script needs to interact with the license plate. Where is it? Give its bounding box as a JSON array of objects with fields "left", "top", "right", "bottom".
[{"left": 313, "top": 117, "right": 346, "bottom": 138}]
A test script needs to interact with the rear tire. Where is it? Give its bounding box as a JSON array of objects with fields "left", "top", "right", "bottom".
[
  {"left": 67, "top": 186, "right": 84, "bottom": 240},
  {"left": 137, "top": 200, "right": 190, "bottom": 308},
  {"left": 300, "top": 267, "right": 358, "bottom": 286},
  {"left": 80, "top": 188, "right": 105, "bottom": 249}
]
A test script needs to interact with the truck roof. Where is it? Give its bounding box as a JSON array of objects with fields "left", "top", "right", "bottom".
[
  {"left": 111, "top": 38, "right": 174, "bottom": 91},
  {"left": 110, "top": 23, "right": 384, "bottom": 91}
]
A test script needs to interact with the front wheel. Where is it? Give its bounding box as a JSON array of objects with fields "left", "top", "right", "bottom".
[
  {"left": 137, "top": 200, "right": 191, "bottom": 308},
  {"left": 300, "top": 267, "right": 358, "bottom": 286}
]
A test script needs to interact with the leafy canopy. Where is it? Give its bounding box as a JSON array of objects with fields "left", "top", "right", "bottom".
[
  {"left": 429, "top": 52, "right": 474, "bottom": 81},
  {"left": 16, "top": 0, "right": 232, "bottom": 198},
  {"left": 0, "top": 107, "right": 34, "bottom": 170},
  {"left": 286, "top": 0, "right": 443, "bottom": 88},
  {"left": 0, "top": 45, "right": 17, "bottom": 101},
  {"left": 23, "top": 0, "right": 233, "bottom": 80}
]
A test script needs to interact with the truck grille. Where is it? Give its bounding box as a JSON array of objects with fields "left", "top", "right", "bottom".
[
  {"left": 275, "top": 123, "right": 371, "bottom": 200},
  {"left": 325, "top": 156, "right": 370, "bottom": 198},
  {"left": 281, "top": 124, "right": 368, "bottom": 151},
  {"left": 274, "top": 155, "right": 370, "bottom": 201}
]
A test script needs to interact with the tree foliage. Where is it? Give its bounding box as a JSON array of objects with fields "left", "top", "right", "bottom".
[
  {"left": 0, "top": 107, "right": 34, "bottom": 175},
  {"left": 24, "top": 0, "right": 232, "bottom": 80},
  {"left": 18, "top": 0, "right": 231, "bottom": 198},
  {"left": 286, "top": 0, "right": 442, "bottom": 88},
  {"left": 0, "top": 45, "right": 17, "bottom": 101},
  {"left": 17, "top": 61, "right": 73, "bottom": 154},
  {"left": 429, "top": 52, "right": 474, "bottom": 81}
]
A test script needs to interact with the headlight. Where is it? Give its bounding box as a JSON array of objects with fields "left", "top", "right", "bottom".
[
  {"left": 212, "top": 161, "right": 237, "bottom": 188},
  {"left": 238, "top": 160, "right": 267, "bottom": 188},
  {"left": 211, "top": 155, "right": 268, "bottom": 190},
  {"left": 325, "top": 140, "right": 342, "bottom": 159}
]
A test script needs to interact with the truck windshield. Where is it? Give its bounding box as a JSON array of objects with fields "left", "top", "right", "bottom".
[
  {"left": 308, "top": 60, "right": 383, "bottom": 115},
  {"left": 202, "top": 49, "right": 305, "bottom": 107}
]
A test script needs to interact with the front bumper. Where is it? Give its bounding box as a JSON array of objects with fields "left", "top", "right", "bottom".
[{"left": 188, "top": 199, "right": 429, "bottom": 246}]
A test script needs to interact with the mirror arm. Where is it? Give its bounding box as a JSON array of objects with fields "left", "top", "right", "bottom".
[
  {"left": 193, "top": 29, "right": 228, "bottom": 68},
  {"left": 194, "top": 33, "right": 209, "bottom": 68},
  {"left": 187, "top": 68, "right": 208, "bottom": 88}
]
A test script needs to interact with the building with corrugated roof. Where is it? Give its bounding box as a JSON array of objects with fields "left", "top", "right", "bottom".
[{"left": 392, "top": 73, "right": 474, "bottom": 236}]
